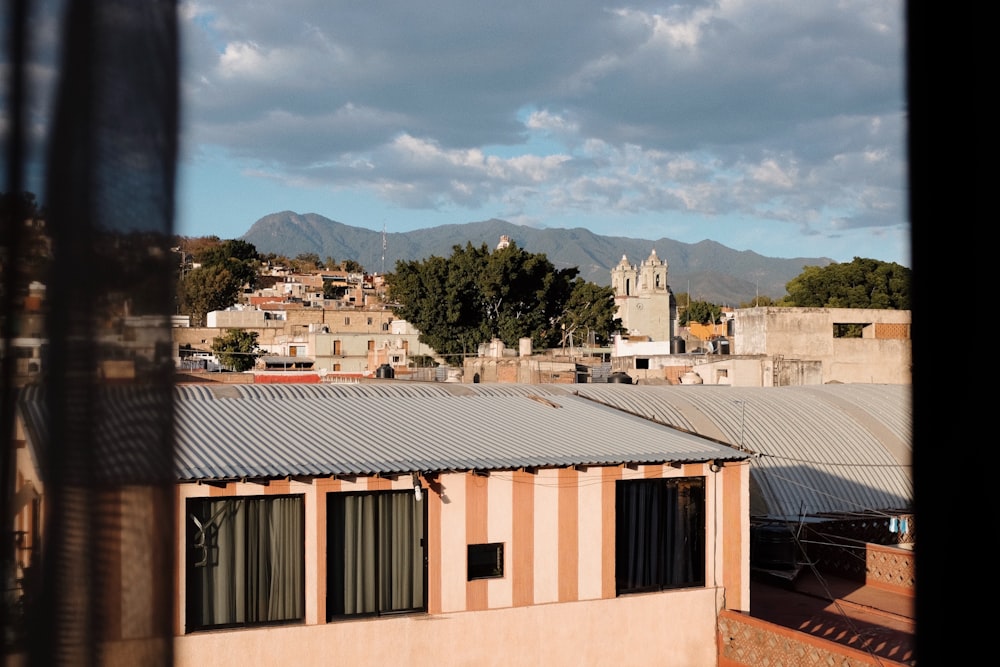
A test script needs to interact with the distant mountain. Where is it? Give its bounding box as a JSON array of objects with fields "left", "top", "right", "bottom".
[{"left": 241, "top": 212, "right": 833, "bottom": 305}]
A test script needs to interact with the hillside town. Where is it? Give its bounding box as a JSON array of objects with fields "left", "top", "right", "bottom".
[
  {"left": 7, "top": 235, "right": 911, "bottom": 390},
  {"left": 3, "top": 222, "right": 915, "bottom": 666},
  {"left": 0, "top": 0, "right": 930, "bottom": 663}
]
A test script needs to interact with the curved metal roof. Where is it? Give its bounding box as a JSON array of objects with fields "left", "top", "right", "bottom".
[{"left": 566, "top": 383, "right": 912, "bottom": 518}]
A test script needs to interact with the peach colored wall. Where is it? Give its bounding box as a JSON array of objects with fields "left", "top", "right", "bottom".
[
  {"left": 438, "top": 472, "right": 467, "bottom": 613},
  {"left": 533, "top": 468, "right": 560, "bottom": 604},
  {"left": 577, "top": 467, "right": 604, "bottom": 601},
  {"left": 173, "top": 586, "right": 722, "bottom": 667},
  {"left": 167, "top": 459, "right": 746, "bottom": 664},
  {"left": 487, "top": 471, "right": 514, "bottom": 608}
]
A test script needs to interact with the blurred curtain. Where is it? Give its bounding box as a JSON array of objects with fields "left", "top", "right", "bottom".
[{"left": 2, "top": 0, "right": 179, "bottom": 665}]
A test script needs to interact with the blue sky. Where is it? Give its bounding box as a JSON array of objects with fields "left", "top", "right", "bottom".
[{"left": 14, "top": 0, "right": 910, "bottom": 266}]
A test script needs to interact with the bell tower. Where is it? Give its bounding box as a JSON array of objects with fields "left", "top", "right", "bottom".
[{"left": 611, "top": 249, "right": 674, "bottom": 341}]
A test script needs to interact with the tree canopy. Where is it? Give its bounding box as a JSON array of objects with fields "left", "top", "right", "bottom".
[
  {"left": 211, "top": 329, "right": 260, "bottom": 372},
  {"left": 0, "top": 191, "right": 51, "bottom": 287},
  {"left": 177, "top": 239, "right": 260, "bottom": 325},
  {"left": 386, "top": 242, "right": 620, "bottom": 362},
  {"left": 679, "top": 299, "right": 722, "bottom": 326},
  {"left": 782, "top": 257, "right": 910, "bottom": 309}
]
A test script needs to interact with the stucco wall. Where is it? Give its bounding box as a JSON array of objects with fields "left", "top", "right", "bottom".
[
  {"left": 174, "top": 588, "right": 723, "bottom": 667},
  {"left": 169, "top": 463, "right": 749, "bottom": 666},
  {"left": 732, "top": 307, "right": 911, "bottom": 384}
]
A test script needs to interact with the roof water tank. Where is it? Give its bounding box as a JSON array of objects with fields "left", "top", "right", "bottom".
[{"left": 607, "top": 371, "right": 633, "bottom": 384}]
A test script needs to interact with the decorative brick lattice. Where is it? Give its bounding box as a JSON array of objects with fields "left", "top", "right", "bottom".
[
  {"left": 866, "top": 545, "right": 915, "bottom": 591},
  {"left": 804, "top": 513, "right": 914, "bottom": 583},
  {"left": 874, "top": 323, "right": 910, "bottom": 340},
  {"left": 718, "top": 611, "right": 914, "bottom": 667}
]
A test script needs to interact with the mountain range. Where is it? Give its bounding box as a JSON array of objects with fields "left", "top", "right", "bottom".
[{"left": 240, "top": 212, "right": 833, "bottom": 305}]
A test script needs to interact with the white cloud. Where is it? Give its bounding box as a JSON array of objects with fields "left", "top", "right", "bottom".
[{"left": 168, "top": 0, "right": 907, "bottom": 263}]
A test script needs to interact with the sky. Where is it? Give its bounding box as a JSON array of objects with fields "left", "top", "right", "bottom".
[{"left": 12, "top": 0, "right": 910, "bottom": 266}]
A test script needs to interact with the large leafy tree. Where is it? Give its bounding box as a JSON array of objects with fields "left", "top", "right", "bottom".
[
  {"left": 387, "top": 242, "right": 618, "bottom": 362},
  {"left": 211, "top": 329, "right": 260, "bottom": 372},
  {"left": 0, "top": 191, "right": 50, "bottom": 287},
  {"left": 782, "top": 257, "right": 910, "bottom": 309},
  {"left": 560, "top": 278, "right": 622, "bottom": 347},
  {"left": 196, "top": 238, "right": 260, "bottom": 290},
  {"left": 177, "top": 239, "right": 261, "bottom": 324},
  {"left": 680, "top": 300, "right": 722, "bottom": 326},
  {"left": 177, "top": 264, "right": 243, "bottom": 325}
]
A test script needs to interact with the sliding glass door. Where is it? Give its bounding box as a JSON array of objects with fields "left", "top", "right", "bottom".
[{"left": 328, "top": 490, "right": 426, "bottom": 618}]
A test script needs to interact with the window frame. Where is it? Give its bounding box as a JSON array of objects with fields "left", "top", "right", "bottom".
[
  {"left": 185, "top": 494, "right": 305, "bottom": 633},
  {"left": 615, "top": 476, "right": 706, "bottom": 596},
  {"left": 467, "top": 542, "right": 504, "bottom": 581},
  {"left": 326, "top": 489, "right": 428, "bottom": 620}
]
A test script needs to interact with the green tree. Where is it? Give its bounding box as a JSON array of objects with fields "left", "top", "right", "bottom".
[
  {"left": 178, "top": 264, "right": 244, "bottom": 326},
  {"left": 211, "top": 329, "right": 260, "bottom": 372},
  {"left": 387, "top": 241, "right": 610, "bottom": 362},
  {"left": 178, "top": 239, "right": 261, "bottom": 323},
  {"left": 782, "top": 257, "right": 910, "bottom": 309},
  {"left": 680, "top": 300, "right": 722, "bottom": 326},
  {"left": 559, "top": 278, "right": 622, "bottom": 346},
  {"left": 739, "top": 295, "right": 776, "bottom": 308},
  {"left": 341, "top": 259, "right": 364, "bottom": 273},
  {"left": 291, "top": 252, "right": 321, "bottom": 273},
  {"left": 197, "top": 239, "right": 260, "bottom": 290},
  {"left": 0, "top": 191, "right": 50, "bottom": 286}
]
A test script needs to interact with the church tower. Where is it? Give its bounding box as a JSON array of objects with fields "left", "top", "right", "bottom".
[{"left": 611, "top": 249, "right": 675, "bottom": 341}]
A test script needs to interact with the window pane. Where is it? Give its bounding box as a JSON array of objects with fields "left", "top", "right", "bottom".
[
  {"left": 329, "top": 490, "right": 425, "bottom": 619},
  {"left": 468, "top": 543, "right": 504, "bottom": 580},
  {"left": 186, "top": 495, "right": 304, "bottom": 631},
  {"left": 615, "top": 478, "right": 705, "bottom": 594}
]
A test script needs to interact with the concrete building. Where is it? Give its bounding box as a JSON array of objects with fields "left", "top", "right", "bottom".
[
  {"left": 174, "top": 306, "right": 441, "bottom": 377},
  {"left": 732, "top": 307, "right": 911, "bottom": 385},
  {"left": 610, "top": 307, "right": 912, "bottom": 386}
]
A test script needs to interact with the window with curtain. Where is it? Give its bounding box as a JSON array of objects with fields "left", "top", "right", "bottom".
[
  {"left": 615, "top": 477, "right": 705, "bottom": 595},
  {"left": 186, "top": 495, "right": 304, "bottom": 631},
  {"left": 327, "top": 490, "right": 426, "bottom": 619}
]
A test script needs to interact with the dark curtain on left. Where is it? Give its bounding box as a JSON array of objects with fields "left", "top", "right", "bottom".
[{"left": 2, "top": 1, "right": 179, "bottom": 665}]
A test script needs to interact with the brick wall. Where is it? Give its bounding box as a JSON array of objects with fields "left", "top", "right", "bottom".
[
  {"left": 718, "top": 610, "right": 913, "bottom": 667},
  {"left": 875, "top": 322, "right": 910, "bottom": 339}
]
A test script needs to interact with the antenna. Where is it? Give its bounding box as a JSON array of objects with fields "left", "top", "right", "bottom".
[{"left": 381, "top": 221, "right": 386, "bottom": 275}]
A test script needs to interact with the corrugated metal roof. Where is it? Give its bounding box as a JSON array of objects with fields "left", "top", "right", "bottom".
[
  {"left": 170, "top": 383, "right": 746, "bottom": 481},
  {"left": 16, "top": 382, "right": 747, "bottom": 485},
  {"left": 17, "top": 381, "right": 911, "bottom": 520},
  {"left": 567, "top": 383, "right": 912, "bottom": 518}
]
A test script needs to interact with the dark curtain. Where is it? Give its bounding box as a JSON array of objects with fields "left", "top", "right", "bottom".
[
  {"left": 328, "top": 491, "right": 424, "bottom": 618},
  {"left": 2, "top": 0, "right": 179, "bottom": 664},
  {"left": 616, "top": 478, "right": 705, "bottom": 594}
]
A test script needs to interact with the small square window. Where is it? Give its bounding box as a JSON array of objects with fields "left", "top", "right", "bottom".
[{"left": 467, "top": 543, "right": 504, "bottom": 580}]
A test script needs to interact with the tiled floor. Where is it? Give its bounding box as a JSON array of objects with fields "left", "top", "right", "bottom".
[{"left": 749, "top": 567, "right": 916, "bottom": 666}]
